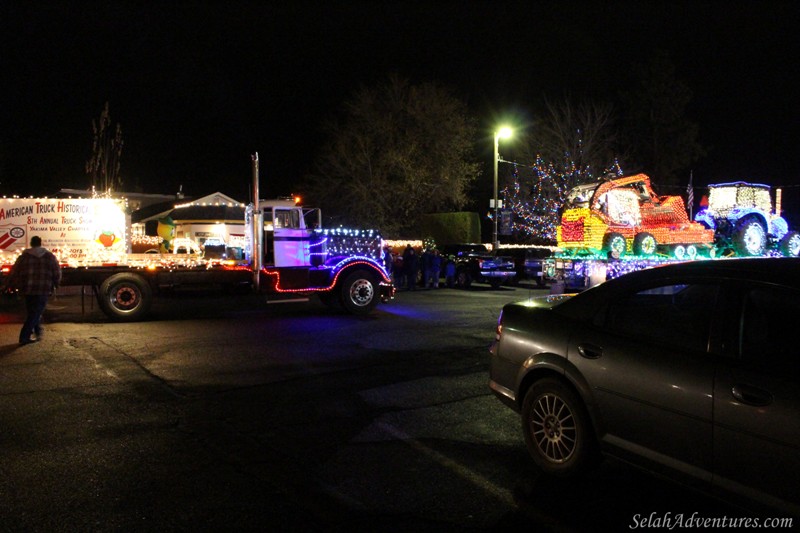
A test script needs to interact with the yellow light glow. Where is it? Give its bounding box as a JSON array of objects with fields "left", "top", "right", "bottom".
[{"left": 497, "top": 127, "right": 512, "bottom": 139}]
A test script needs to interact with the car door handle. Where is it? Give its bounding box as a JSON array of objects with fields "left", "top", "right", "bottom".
[
  {"left": 731, "top": 384, "right": 774, "bottom": 407},
  {"left": 577, "top": 343, "right": 603, "bottom": 359}
]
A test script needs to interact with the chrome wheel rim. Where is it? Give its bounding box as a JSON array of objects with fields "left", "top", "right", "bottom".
[
  {"left": 530, "top": 393, "right": 576, "bottom": 463},
  {"left": 349, "top": 279, "right": 374, "bottom": 307}
]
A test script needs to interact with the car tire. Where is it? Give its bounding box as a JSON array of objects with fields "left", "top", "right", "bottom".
[{"left": 521, "top": 378, "right": 597, "bottom": 477}]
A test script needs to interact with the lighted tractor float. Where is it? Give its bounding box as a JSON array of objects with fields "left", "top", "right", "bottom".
[
  {"left": 556, "top": 174, "right": 715, "bottom": 260},
  {"left": 694, "top": 181, "right": 800, "bottom": 257}
]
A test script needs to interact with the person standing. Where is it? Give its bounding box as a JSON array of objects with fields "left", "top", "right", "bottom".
[
  {"left": 444, "top": 255, "right": 457, "bottom": 288},
  {"left": 7, "top": 236, "right": 62, "bottom": 345},
  {"left": 427, "top": 249, "right": 442, "bottom": 288},
  {"left": 402, "top": 244, "right": 419, "bottom": 290}
]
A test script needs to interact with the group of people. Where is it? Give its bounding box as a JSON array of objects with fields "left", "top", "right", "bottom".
[{"left": 384, "top": 244, "right": 457, "bottom": 291}]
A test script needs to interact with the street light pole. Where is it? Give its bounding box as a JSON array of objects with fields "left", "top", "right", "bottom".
[{"left": 493, "top": 127, "right": 511, "bottom": 255}]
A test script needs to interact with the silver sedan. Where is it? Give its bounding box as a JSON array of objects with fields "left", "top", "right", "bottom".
[{"left": 489, "top": 257, "right": 800, "bottom": 514}]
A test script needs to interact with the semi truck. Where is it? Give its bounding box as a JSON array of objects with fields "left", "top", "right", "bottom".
[{"left": 1, "top": 154, "right": 394, "bottom": 320}]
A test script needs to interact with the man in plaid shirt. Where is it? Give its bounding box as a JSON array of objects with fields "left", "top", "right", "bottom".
[{"left": 8, "top": 236, "right": 62, "bottom": 345}]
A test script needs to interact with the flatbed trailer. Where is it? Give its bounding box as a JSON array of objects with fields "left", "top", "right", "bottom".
[{"left": 1, "top": 154, "right": 394, "bottom": 320}]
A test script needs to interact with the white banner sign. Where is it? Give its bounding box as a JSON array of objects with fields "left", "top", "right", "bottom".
[{"left": 0, "top": 198, "right": 127, "bottom": 263}]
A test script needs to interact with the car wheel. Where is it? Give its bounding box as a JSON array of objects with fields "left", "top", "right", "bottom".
[{"left": 521, "top": 378, "right": 597, "bottom": 477}]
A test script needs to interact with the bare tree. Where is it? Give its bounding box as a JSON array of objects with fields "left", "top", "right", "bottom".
[
  {"left": 303, "top": 75, "right": 481, "bottom": 236},
  {"left": 619, "top": 51, "right": 704, "bottom": 190},
  {"left": 86, "top": 102, "right": 124, "bottom": 193},
  {"left": 526, "top": 97, "right": 621, "bottom": 186},
  {"left": 500, "top": 97, "right": 624, "bottom": 243}
]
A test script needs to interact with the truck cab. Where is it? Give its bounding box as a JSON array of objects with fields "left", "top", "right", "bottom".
[{"left": 258, "top": 199, "right": 321, "bottom": 267}]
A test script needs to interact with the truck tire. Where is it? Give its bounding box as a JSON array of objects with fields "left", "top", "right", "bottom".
[
  {"left": 455, "top": 267, "right": 472, "bottom": 289},
  {"left": 780, "top": 231, "right": 800, "bottom": 257},
  {"left": 603, "top": 232, "right": 626, "bottom": 258},
  {"left": 340, "top": 270, "right": 379, "bottom": 315},
  {"left": 98, "top": 272, "right": 153, "bottom": 322},
  {"left": 734, "top": 215, "right": 767, "bottom": 256},
  {"left": 633, "top": 232, "right": 657, "bottom": 256}
]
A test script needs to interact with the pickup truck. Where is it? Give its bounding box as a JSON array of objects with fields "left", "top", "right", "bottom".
[{"left": 440, "top": 244, "right": 516, "bottom": 289}]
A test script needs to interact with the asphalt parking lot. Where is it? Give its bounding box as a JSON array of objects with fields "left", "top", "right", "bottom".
[{"left": 0, "top": 284, "right": 781, "bottom": 531}]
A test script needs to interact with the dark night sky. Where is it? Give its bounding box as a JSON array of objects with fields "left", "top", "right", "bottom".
[{"left": 3, "top": 1, "right": 800, "bottom": 213}]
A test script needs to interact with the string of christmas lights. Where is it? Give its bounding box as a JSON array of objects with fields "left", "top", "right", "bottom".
[{"left": 497, "top": 155, "right": 623, "bottom": 241}]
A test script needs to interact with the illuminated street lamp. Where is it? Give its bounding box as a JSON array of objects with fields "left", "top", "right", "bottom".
[{"left": 493, "top": 126, "right": 512, "bottom": 254}]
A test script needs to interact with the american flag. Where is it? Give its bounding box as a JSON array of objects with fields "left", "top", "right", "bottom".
[{"left": 686, "top": 171, "right": 694, "bottom": 217}]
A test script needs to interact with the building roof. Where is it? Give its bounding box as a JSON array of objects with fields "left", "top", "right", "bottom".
[
  {"left": 165, "top": 204, "right": 246, "bottom": 224},
  {"left": 130, "top": 191, "right": 245, "bottom": 224}
]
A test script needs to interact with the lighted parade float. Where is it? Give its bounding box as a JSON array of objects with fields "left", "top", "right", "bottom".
[
  {"left": 0, "top": 154, "right": 394, "bottom": 320},
  {"left": 545, "top": 174, "right": 799, "bottom": 289}
]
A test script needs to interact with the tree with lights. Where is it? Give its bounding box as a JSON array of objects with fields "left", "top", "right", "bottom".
[
  {"left": 500, "top": 99, "right": 623, "bottom": 243},
  {"left": 303, "top": 74, "right": 481, "bottom": 236},
  {"left": 86, "top": 102, "right": 124, "bottom": 194}
]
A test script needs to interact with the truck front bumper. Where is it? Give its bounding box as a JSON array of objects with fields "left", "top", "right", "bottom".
[
  {"left": 480, "top": 271, "right": 516, "bottom": 279},
  {"left": 380, "top": 282, "right": 396, "bottom": 302}
]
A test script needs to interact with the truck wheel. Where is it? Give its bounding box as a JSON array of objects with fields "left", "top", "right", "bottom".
[
  {"left": 633, "top": 232, "right": 656, "bottom": 256},
  {"left": 780, "top": 231, "right": 800, "bottom": 257},
  {"left": 603, "top": 232, "right": 626, "bottom": 258},
  {"left": 98, "top": 272, "right": 153, "bottom": 322},
  {"left": 340, "top": 270, "right": 379, "bottom": 315},
  {"left": 455, "top": 268, "right": 472, "bottom": 289},
  {"left": 734, "top": 215, "right": 767, "bottom": 256}
]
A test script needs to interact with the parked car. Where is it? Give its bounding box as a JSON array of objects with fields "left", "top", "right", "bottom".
[
  {"left": 440, "top": 243, "right": 515, "bottom": 289},
  {"left": 523, "top": 247, "right": 552, "bottom": 287},
  {"left": 489, "top": 257, "right": 800, "bottom": 513}
]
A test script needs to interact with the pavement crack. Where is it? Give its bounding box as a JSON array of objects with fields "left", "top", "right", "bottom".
[{"left": 85, "top": 336, "right": 189, "bottom": 399}]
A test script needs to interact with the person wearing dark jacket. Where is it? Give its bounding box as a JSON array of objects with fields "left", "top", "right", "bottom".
[
  {"left": 402, "top": 244, "right": 419, "bottom": 290},
  {"left": 7, "top": 236, "right": 62, "bottom": 345}
]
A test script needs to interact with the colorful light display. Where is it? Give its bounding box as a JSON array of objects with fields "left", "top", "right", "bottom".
[{"left": 498, "top": 157, "right": 623, "bottom": 241}]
